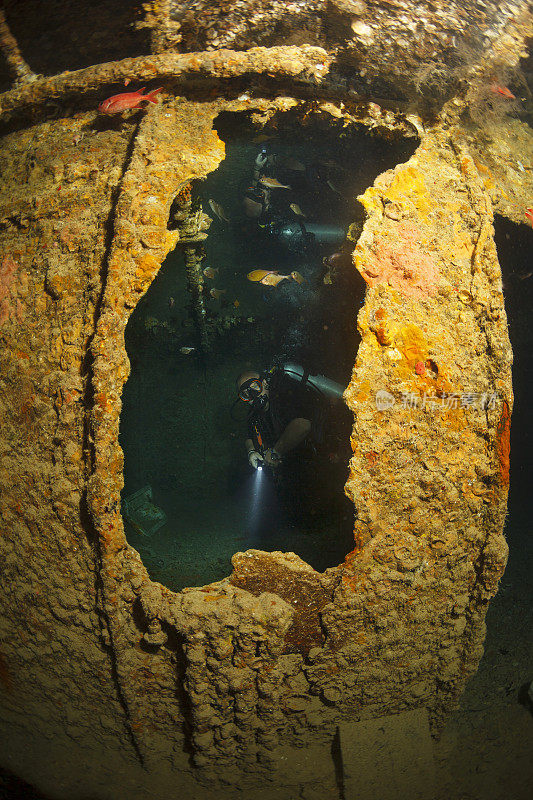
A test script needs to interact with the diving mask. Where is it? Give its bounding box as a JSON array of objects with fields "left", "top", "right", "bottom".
[{"left": 238, "top": 377, "right": 263, "bottom": 403}]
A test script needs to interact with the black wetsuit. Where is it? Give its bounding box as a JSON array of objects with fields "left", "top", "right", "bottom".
[
  {"left": 246, "top": 367, "right": 354, "bottom": 532},
  {"left": 247, "top": 369, "right": 321, "bottom": 457}
]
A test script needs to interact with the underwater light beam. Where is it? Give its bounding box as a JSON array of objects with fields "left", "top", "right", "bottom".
[
  {"left": 244, "top": 464, "right": 283, "bottom": 547},
  {"left": 249, "top": 465, "right": 265, "bottom": 519}
]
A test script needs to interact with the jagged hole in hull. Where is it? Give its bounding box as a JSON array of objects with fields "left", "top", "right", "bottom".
[{"left": 119, "top": 110, "right": 418, "bottom": 590}]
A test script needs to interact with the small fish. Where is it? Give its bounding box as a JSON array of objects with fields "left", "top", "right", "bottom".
[
  {"left": 246, "top": 269, "right": 290, "bottom": 286},
  {"left": 281, "top": 157, "right": 305, "bottom": 171},
  {"left": 243, "top": 196, "right": 263, "bottom": 218},
  {"left": 98, "top": 87, "right": 162, "bottom": 114},
  {"left": 209, "top": 199, "right": 230, "bottom": 222},
  {"left": 325, "top": 251, "right": 350, "bottom": 267},
  {"left": 260, "top": 176, "right": 291, "bottom": 189},
  {"left": 290, "top": 203, "right": 306, "bottom": 218},
  {"left": 180, "top": 347, "right": 195, "bottom": 355},
  {"left": 260, "top": 272, "right": 291, "bottom": 287},
  {"left": 247, "top": 186, "right": 270, "bottom": 204},
  {"left": 317, "top": 158, "right": 342, "bottom": 170},
  {"left": 290, "top": 271, "right": 305, "bottom": 284},
  {"left": 525, "top": 207, "right": 533, "bottom": 226},
  {"left": 490, "top": 85, "right": 516, "bottom": 100},
  {"left": 233, "top": 299, "right": 240, "bottom": 308},
  {"left": 517, "top": 271, "right": 533, "bottom": 280},
  {"left": 252, "top": 135, "right": 272, "bottom": 143},
  {"left": 326, "top": 179, "right": 341, "bottom": 194},
  {"left": 210, "top": 288, "right": 227, "bottom": 300},
  {"left": 203, "top": 267, "right": 218, "bottom": 279},
  {"left": 247, "top": 269, "right": 276, "bottom": 282},
  {"left": 168, "top": 296, "right": 175, "bottom": 309}
]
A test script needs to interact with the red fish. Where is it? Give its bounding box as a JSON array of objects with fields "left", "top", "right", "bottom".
[
  {"left": 98, "top": 87, "right": 162, "bottom": 114},
  {"left": 490, "top": 85, "right": 516, "bottom": 100},
  {"left": 526, "top": 207, "right": 533, "bottom": 226}
]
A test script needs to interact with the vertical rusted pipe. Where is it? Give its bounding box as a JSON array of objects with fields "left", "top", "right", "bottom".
[
  {"left": 183, "top": 244, "right": 209, "bottom": 353},
  {"left": 0, "top": 9, "right": 38, "bottom": 86}
]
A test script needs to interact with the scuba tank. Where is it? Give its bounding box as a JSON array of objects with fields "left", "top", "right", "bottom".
[{"left": 281, "top": 362, "right": 345, "bottom": 401}]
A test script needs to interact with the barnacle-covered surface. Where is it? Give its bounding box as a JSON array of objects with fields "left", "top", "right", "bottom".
[
  {"left": 1, "top": 0, "right": 531, "bottom": 110},
  {"left": 148, "top": 0, "right": 532, "bottom": 109},
  {"left": 0, "top": 1, "right": 531, "bottom": 798},
  {"left": 0, "top": 46, "right": 333, "bottom": 124},
  {"left": 455, "top": 113, "right": 533, "bottom": 225},
  {"left": 0, "top": 112, "right": 149, "bottom": 789},
  {"left": 342, "top": 126, "right": 512, "bottom": 719}
]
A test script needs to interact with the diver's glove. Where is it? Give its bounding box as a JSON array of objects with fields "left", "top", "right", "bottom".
[
  {"left": 248, "top": 450, "right": 265, "bottom": 470},
  {"left": 264, "top": 448, "right": 282, "bottom": 468},
  {"left": 255, "top": 151, "right": 268, "bottom": 169}
]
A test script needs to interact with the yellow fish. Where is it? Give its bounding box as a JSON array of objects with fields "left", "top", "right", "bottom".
[
  {"left": 290, "top": 203, "right": 306, "bottom": 218},
  {"left": 247, "top": 269, "right": 275, "bottom": 282},
  {"left": 180, "top": 347, "right": 195, "bottom": 355},
  {"left": 233, "top": 299, "right": 240, "bottom": 308},
  {"left": 210, "top": 288, "right": 226, "bottom": 300},
  {"left": 260, "top": 272, "right": 291, "bottom": 287},
  {"left": 260, "top": 176, "right": 291, "bottom": 189},
  {"left": 246, "top": 269, "right": 290, "bottom": 286},
  {"left": 203, "top": 267, "right": 218, "bottom": 279},
  {"left": 290, "top": 271, "right": 305, "bottom": 284}
]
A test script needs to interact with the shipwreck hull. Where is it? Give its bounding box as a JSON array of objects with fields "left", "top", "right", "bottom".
[{"left": 0, "top": 2, "right": 530, "bottom": 797}]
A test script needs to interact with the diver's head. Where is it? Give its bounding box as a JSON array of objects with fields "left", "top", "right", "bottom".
[{"left": 236, "top": 370, "right": 269, "bottom": 409}]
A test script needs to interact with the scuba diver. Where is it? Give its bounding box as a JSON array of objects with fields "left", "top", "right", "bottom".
[
  {"left": 233, "top": 362, "right": 354, "bottom": 557},
  {"left": 235, "top": 363, "right": 346, "bottom": 471},
  {"left": 242, "top": 149, "right": 274, "bottom": 225},
  {"left": 252, "top": 148, "right": 270, "bottom": 184},
  {"left": 244, "top": 148, "right": 347, "bottom": 259}
]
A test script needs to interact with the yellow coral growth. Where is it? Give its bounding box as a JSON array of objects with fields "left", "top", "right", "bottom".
[
  {"left": 134, "top": 253, "right": 159, "bottom": 281},
  {"left": 396, "top": 323, "right": 427, "bottom": 366},
  {"left": 358, "top": 166, "right": 431, "bottom": 218},
  {"left": 386, "top": 167, "right": 431, "bottom": 217},
  {"left": 357, "top": 185, "right": 382, "bottom": 215}
]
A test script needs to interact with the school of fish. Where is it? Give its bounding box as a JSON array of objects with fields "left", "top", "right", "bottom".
[
  {"left": 247, "top": 270, "right": 305, "bottom": 287},
  {"left": 170, "top": 148, "right": 347, "bottom": 311}
]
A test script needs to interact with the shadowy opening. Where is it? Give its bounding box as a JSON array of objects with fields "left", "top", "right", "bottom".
[
  {"left": 494, "top": 215, "right": 533, "bottom": 513},
  {"left": 2, "top": 1, "right": 150, "bottom": 84},
  {"left": 471, "top": 215, "right": 533, "bottom": 750},
  {"left": 119, "top": 109, "right": 418, "bottom": 591}
]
